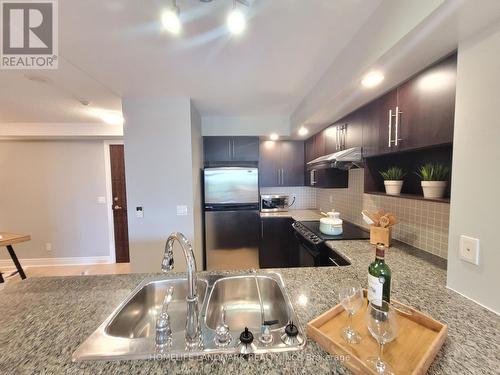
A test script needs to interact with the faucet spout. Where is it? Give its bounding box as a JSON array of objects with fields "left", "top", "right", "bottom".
[{"left": 162, "top": 232, "right": 201, "bottom": 349}]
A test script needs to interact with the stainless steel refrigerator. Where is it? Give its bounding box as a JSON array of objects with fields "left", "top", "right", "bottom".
[{"left": 203, "top": 167, "right": 260, "bottom": 270}]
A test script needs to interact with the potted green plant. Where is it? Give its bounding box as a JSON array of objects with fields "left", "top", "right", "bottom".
[
  {"left": 416, "top": 163, "right": 450, "bottom": 199},
  {"left": 379, "top": 167, "right": 406, "bottom": 195}
]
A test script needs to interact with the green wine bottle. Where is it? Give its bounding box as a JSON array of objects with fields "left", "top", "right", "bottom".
[{"left": 367, "top": 243, "right": 391, "bottom": 305}]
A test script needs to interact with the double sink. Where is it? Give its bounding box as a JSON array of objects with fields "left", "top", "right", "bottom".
[{"left": 73, "top": 271, "right": 305, "bottom": 361}]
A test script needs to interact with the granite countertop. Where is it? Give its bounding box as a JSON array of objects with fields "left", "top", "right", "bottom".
[
  {"left": 260, "top": 209, "right": 323, "bottom": 221},
  {"left": 0, "top": 241, "right": 498, "bottom": 374}
]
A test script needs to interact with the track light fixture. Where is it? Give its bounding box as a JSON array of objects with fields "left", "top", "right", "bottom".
[{"left": 162, "top": 0, "right": 181, "bottom": 35}]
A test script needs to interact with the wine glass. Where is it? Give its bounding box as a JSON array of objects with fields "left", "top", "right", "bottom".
[
  {"left": 338, "top": 279, "right": 364, "bottom": 344},
  {"left": 366, "top": 300, "right": 398, "bottom": 375}
]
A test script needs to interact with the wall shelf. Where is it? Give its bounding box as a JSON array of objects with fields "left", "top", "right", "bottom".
[
  {"left": 365, "top": 191, "right": 450, "bottom": 204},
  {"left": 364, "top": 145, "right": 453, "bottom": 202}
]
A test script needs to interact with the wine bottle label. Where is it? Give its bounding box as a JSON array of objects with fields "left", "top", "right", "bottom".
[{"left": 367, "top": 273, "right": 384, "bottom": 303}]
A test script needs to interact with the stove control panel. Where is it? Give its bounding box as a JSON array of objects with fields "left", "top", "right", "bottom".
[{"left": 292, "top": 221, "right": 323, "bottom": 245}]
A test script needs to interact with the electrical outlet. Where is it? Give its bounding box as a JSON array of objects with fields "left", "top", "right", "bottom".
[
  {"left": 45, "top": 243, "right": 52, "bottom": 252},
  {"left": 459, "top": 235, "right": 479, "bottom": 265}
]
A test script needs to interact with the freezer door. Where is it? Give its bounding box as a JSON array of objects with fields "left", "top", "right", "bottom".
[
  {"left": 205, "top": 210, "right": 260, "bottom": 270},
  {"left": 204, "top": 167, "right": 258, "bottom": 204}
]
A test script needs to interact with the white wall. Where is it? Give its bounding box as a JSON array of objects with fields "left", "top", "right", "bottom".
[
  {"left": 202, "top": 115, "right": 290, "bottom": 137},
  {"left": 447, "top": 23, "right": 500, "bottom": 313},
  {"left": 0, "top": 140, "right": 111, "bottom": 262},
  {"left": 0, "top": 122, "right": 123, "bottom": 139},
  {"left": 123, "top": 97, "right": 203, "bottom": 273}
]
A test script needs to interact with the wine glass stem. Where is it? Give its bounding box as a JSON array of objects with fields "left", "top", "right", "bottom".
[
  {"left": 378, "top": 343, "right": 384, "bottom": 364},
  {"left": 348, "top": 312, "right": 353, "bottom": 330}
]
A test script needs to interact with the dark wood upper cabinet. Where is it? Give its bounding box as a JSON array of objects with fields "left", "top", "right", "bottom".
[
  {"left": 373, "top": 53, "right": 456, "bottom": 155},
  {"left": 203, "top": 136, "right": 259, "bottom": 163},
  {"left": 396, "top": 54, "right": 456, "bottom": 150},
  {"left": 232, "top": 137, "right": 260, "bottom": 161},
  {"left": 305, "top": 137, "right": 316, "bottom": 163},
  {"left": 259, "top": 141, "right": 304, "bottom": 187},
  {"left": 376, "top": 89, "right": 399, "bottom": 155},
  {"left": 360, "top": 100, "right": 381, "bottom": 158}
]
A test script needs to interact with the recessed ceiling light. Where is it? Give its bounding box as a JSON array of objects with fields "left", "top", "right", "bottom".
[
  {"left": 88, "top": 108, "right": 124, "bottom": 125},
  {"left": 361, "top": 71, "right": 384, "bottom": 88},
  {"left": 161, "top": 1, "right": 181, "bottom": 35},
  {"left": 100, "top": 112, "right": 124, "bottom": 126},
  {"left": 227, "top": 7, "right": 246, "bottom": 35},
  {"left": 298, "top": 127, "right": 309, "bottom": 136},
  {"left": 269, "top": 133, "right": 279, "bottom": 141}
]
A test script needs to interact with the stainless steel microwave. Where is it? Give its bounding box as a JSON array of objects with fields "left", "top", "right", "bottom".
[{"left": 260, "top": 195, "right": 289, "bottom": 212}]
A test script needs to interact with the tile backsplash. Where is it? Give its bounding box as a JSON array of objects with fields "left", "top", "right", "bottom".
[
  {"left": 260, "top": 186, "right": 316, "bottom": 209},
  {"left": 316, "top": 169, "right": 450, "bottom": 258}
]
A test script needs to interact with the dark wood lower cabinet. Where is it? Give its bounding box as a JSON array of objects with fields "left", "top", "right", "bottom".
[{"left": 259, "top": 217, "right": 296, "bottom": 268}]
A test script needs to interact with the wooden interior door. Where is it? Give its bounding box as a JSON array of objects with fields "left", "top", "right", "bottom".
[{"left": 110, "top": 145, "right": 130, "bottom": 263}]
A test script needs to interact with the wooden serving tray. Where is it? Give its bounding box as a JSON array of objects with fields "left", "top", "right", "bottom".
[{"left": 307, "top": 294, "right": 447, "bottom": 375}]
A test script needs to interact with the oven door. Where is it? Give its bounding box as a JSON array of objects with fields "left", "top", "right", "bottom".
[{"left": 294, "top": 233, "right": 339, "bottom": 267}]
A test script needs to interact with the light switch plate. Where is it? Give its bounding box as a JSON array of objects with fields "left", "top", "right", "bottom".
[
  {"left": 97, "top": 196, "right": 106, "bottom": 204},
  {"left": 176, "top": 205, "right": 188, "bottom": 216},
  {"left": 136, "top": 206, "right": 144, "bottom": 218},
  {"left": 459, "top": 235, "right": 479, "bottom": 265}
]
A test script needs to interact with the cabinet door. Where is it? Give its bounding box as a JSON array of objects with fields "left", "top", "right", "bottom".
[
  {"left": 344, "top": 112, "right": 363, "bottom": 149},
  {"left": 324, "top": 124, "right": 339, "bottom": 154},
  {"left": 314, "top": 131, "right": 326, "bottom": 158},
  {"left": 305, "top": 137, "right": 316, "bottom": 163},
  {"left": 203, "top": 137, "right": 232, "bottom": 162},
  {"left": 361, "top": 100, "right": 381, "bottom": 158},
  {"left": 397, "top": 54, "right": 456, "bottom": 150},
  {"left": 259, "top": 141, "right": 280, "bottom": 187},
  {"left": 280, "top": 141, "right": 304, "bottom": 187},
  {"left": 232, "top": 137, "right": 260, "bottom": 161},
  {"left": 377, "top": 89, "right": 399, "bottom": 154},
  {"left": 259, "top": 218, "right": 292, "bottom": 268}
]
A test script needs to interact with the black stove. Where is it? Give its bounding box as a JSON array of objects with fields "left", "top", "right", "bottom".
[
  {"left": 290, "top": 220, "right": 369, "bottom": 268},
  {"left": 298, "top": 220, "right": 370, "bottom": 241}
]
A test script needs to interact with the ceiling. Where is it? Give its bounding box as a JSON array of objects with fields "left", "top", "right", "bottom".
[
  {"left": 1, "top": 0, "right": 499, "bottom": 135},
  {"left": 0, "top": 0, "right": 382, "bottom": 123}
]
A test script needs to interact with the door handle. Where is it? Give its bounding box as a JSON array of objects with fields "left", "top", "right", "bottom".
[
  {"left": 394, "top": 106, "right": 402, "bottom": 146},
  {"left": 336, "top": 126, "right": 339, "bottom": 150},
  {"left": 113, "top": 205, "right": 123, "bottom": 210},
  {"left": 388, "top": 109, "right": 393, "bottom": 147}
]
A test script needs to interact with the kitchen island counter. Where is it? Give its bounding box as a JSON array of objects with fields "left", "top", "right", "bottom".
[{"left": 0, "top": 240, "right": 498, "bottom": 374}]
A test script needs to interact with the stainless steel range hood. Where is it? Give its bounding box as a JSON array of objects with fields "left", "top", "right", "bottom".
[{"left": 306, "top": 147, "right": 363, "bottom": 171}]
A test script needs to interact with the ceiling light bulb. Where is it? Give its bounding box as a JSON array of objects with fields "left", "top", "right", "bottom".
[
  {"left": 270, "top": 133, "right": 279, "bottom": 141},
  {"left": 362, "top": 71, "right": 384, "bottom": 88},
  {"left": 227, "top": 8, "right": 246, "bottom": 35},
  {"left": 298, "top": 127, "right": 309, "bottom": 136},
  {"left": 162, "top": 7, "right": 181, "bottom": 35}
]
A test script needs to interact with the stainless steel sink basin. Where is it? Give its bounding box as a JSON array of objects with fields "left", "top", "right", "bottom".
[
  {"left": 106, "top": 278, "right": 208, "bottom": 339},
  {"left": 205, "top": 275, "right": 289, "bottom": 332},
  {"left": 73, "top": 271, "right": 305, "bottom": 362}
]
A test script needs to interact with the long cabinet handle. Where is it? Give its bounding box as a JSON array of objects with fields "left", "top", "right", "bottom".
[
  {"left": 336, "top": 126, "right": 339, "bottom": 150},
  {"left": 261, "top": 220, "right": 264, "bottom": 238},
  {"left": 395, "top": 106, "right": 402, "bottom": 146},
  {"left": 281, "top": 168, "right": 285, "bottom": 186},
  {"left": 388, "top": 109, "right": 393, "bottom": 147},
  {"left": 232, "top": 139, "right": 235, "bottom": 159}
]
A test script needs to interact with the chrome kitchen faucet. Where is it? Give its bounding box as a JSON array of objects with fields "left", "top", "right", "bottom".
[{"left": 161, "top": 232, "right": 201, "bottom": 349}]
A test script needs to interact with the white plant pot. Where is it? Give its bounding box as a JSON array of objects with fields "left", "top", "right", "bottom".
[
  {"left": 421, "top": 181, "right": 447, "bottom": 199},
  {"left": 384, "top": 180, "right": 403, "bottom": 196}
]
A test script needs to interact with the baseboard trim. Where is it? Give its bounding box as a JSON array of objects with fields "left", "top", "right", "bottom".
[
  {"left": 0, "top": 256, "right": 113, "bottom": 270},
  {"left": 446, "top": 285, "right": 499, "bottom": 315}
]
